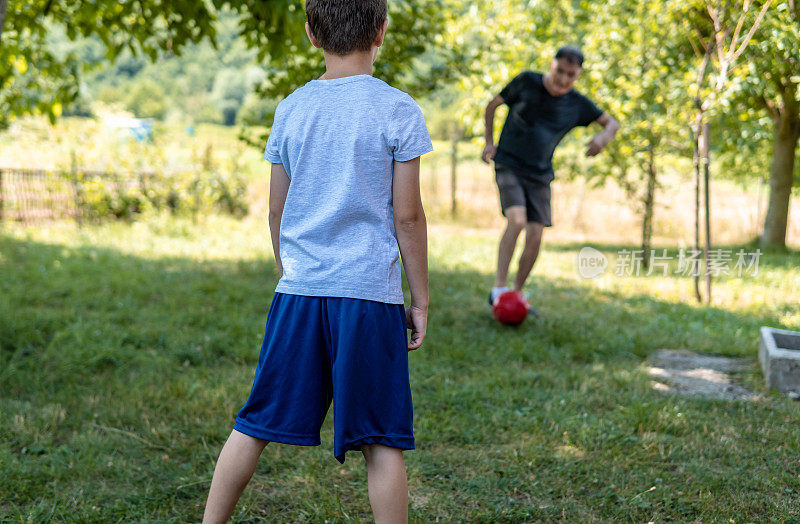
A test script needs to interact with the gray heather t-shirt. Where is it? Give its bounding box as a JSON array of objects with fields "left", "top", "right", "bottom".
[{"left": 264, "top": 74, "right": 433, "bottom": 304}]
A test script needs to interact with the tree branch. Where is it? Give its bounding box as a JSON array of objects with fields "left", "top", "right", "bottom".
[
  {"left": 688, "top": 29, "right": 703, "bottom": 59},
  {"left": 730, "top": 0, "right": 772, "bottom": 63},
  {"left": 695, "top": 37, "right": 716, "bottom": 109},
  {"left": 707, "top": 2, "right": 726, "bottom": 65},
  {"left": 690, "top": 23, "right": 711, "bottom": 60},
  {"left": 728, "top": 0, "right": 749, "bottom": 57},
  {"left": 137, "top": 0, "right": 149, "bottom": 47}
]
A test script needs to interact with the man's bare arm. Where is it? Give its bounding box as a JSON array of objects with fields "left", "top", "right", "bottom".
[
  {"left": 586, "top": 112, "right": 620, "bottom": 157},
  {"left": 482, "top": 94, "right": 505, "bottom": 163},
  {"left": 268, "top": 163, "right": 290, "bottom": 276},
  {"left": 393, "top": 156, "right": 428, "bottom": 350}
]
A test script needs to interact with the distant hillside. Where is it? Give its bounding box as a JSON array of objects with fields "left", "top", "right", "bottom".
[{"left": 52, "top": 12, "right": 275, "bottom": 126}]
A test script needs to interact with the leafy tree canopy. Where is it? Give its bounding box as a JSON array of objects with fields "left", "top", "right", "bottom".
[{"left": 0, "top": 0, "right": 449, "bottom": 128}]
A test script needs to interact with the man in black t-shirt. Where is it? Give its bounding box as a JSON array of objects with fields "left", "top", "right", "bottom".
[{"left": 483, "top": 46, "right": 619, "bottom": 314}]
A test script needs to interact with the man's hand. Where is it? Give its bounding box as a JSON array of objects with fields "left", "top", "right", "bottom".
[
  {"left": 481, "top": 143, "right": 497, "bottom": 164},
  {"left": 585, "top": 135, "right": 606, "bottom": 157},
  {"left": 406, "top": 305, "right": 427, "bottom": 351},
  {"left": 586, "top": 113, "right": 620, "bottom": 157}
]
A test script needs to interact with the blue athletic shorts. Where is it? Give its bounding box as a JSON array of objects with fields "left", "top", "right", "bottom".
[{"left": 233, "top": 292, "right": 414, "bottom": 463}]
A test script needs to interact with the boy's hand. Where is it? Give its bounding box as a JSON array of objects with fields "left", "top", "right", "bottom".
[{"left": 406, "top": 305, "right": 427, "bottom": 351}]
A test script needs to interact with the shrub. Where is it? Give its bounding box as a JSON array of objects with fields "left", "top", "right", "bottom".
[{"left": 72, "top": 168, "right": 248, "bottom": 221}]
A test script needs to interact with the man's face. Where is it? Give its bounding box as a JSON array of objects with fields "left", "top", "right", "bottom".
[{"left": 548, "top": 58, "right": 582, "bottom": 96}]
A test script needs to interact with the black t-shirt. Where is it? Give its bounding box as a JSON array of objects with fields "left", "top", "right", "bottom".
[{"left": 495, "top": 71, "right": 603, "bottom": 180}]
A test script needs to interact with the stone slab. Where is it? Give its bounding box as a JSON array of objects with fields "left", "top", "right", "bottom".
[{"left": 759, "top": 327, "right": 800, "bottom": 394}]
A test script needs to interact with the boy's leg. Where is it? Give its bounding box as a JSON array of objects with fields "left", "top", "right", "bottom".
[
  {"left": 362, "top": 444, "right": 408, "bottom": 524},
  {"left": 203, "top": 430, "right": 268, "bottom": 524},
  {"left": 326, "top": 298, "right": 413, "bottom": 519},
  {"left": 513, "top": 221, "right": 545, "bottom": 291},
  {"left": 494, "top": 205, "right": 527, "bottom": 288}
]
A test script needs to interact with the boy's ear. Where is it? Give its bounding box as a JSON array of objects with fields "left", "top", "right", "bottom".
[
  {"left": 374, "top": 18, "right": 389, "bottom": 47},
  {"left": 305, "top": 22, "right": 322, "bottom": 49}
]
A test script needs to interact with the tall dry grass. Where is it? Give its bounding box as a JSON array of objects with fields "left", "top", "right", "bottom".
[{"left": 413, "top": 143, "right": 799, "bottom": 249}]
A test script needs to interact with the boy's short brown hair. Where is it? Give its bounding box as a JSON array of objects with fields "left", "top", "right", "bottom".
[{"left": 305, "top": 0, "right": 388, "bottom": 55}]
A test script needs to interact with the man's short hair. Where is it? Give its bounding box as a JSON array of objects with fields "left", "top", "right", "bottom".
[
  {"left": 555, "top": 46, "right": 584, "bottom": 67},
  {"left": 305, "top": 0, "right": 388, "bottom": 55}
]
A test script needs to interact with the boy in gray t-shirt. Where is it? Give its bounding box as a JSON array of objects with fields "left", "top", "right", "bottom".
[{"left": 203, "top": 1, "right": 432, "bottom": 522}]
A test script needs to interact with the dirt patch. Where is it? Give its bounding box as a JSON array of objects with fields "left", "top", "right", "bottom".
[{"left": 647, "top": 349, "right": 760, "bottom": 401}]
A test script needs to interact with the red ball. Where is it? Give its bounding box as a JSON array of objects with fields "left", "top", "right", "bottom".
[{"left": 492, "top": 290, "right": 529, "bottom": 326}]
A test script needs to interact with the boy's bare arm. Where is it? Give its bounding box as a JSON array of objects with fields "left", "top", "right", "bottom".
[
  {"left": 393, "top": 156, "right": 428, "bottom": 350},
  {"left": 269, "top": 163, "right": 290, "bottom": 277}
]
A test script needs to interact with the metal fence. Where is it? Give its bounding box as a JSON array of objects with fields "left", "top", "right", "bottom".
[{"left": 0, "top": 168, "right": 153, "bottom": 224}]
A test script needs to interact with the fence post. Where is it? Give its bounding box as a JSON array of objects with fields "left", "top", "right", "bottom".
[
  {"left": 71, "top": 150, "right": 84, "bottom": 226},
  {"left": 450, "top": 130, "right": 458, "bottom": 217},
  {"left": 0, "top": 169, "right": 4, "bottom": 223}
]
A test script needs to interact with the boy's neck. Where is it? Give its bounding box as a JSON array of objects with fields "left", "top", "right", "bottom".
[{"left": 319, "top": 50, "right": 375, "bottom": 80}]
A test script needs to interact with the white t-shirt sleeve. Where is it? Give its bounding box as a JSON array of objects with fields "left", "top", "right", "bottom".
[
  {"left": 264, "top": 103, "right": 284, "bottom": 163},
  {"left": 387, "top": 95, "right": 434, "bottom": 162}
]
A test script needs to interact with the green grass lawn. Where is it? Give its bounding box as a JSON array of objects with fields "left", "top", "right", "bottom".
[{"left": 2, "top": 214, "right": 799, "bottom": 522}]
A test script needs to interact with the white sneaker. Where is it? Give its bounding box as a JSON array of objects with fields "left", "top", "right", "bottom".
[{"left": 488, "top": 286, "right": 509, "bottom": 306}]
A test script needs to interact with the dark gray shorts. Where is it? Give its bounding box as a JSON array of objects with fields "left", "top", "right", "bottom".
[{"left": 494, "top": 164, "right": 552, "bottom": 227}]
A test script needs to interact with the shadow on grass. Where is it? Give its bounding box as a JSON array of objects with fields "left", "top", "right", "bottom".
[
  {"left": 1, "top": 232, "right": 792, "bottom": 394},
  {"left": 0, "top": 234, "right": 278, "bottom": 394}
]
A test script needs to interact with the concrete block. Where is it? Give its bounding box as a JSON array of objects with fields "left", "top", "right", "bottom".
[{"left": 759, "top": 327, "right": 800, "bottom": 394}]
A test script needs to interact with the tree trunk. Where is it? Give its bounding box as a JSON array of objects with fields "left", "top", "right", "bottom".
[
  {"left": 702, "top": 122, "right": 711, "bottom": 302},
  {"left": 756, "top": 176, "right": 766, "bottom": 237},
  {"left": 761, "top": 93, "right": 800, "bottom": 249},
  {"left": 692, "top": 113, "right": 703, "bottom": 302},
  {"left": 0, "top": 0, "right": 7, "bottom": 43},
  {"left": 641, "top": 142, "right": 656, "bottom": 269},
  {"left": 691, "top": 42, "right": 712, "bottom": 303}
]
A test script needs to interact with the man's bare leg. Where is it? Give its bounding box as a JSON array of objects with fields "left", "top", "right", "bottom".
[
  {"left": 513, "top": 221, "right": 545, "bottom": 291},
  {"left": 203, "top": 430, "right": 269, "bottom": 524},
  {"left": 362, "top": 444, "right": 408, "bottom": 524},
  {"left": 494, "top": 205, "right": 527, "bottom": 288}
]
